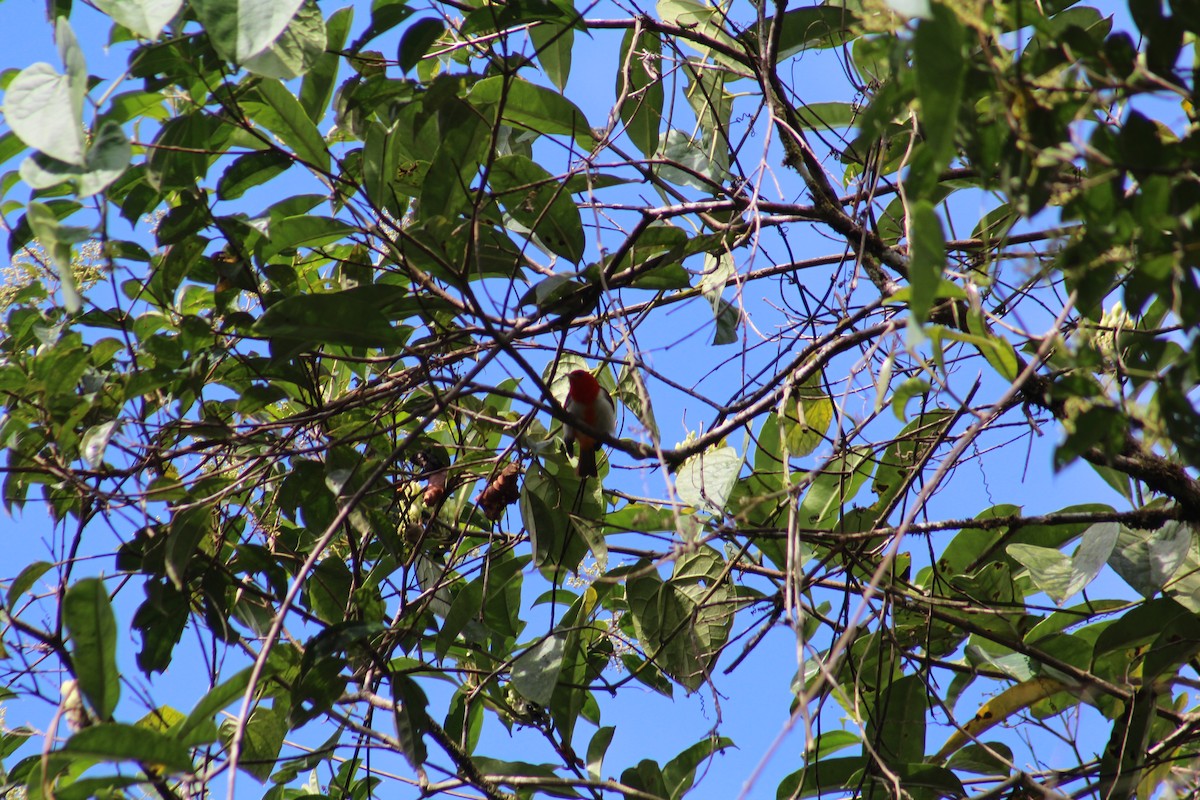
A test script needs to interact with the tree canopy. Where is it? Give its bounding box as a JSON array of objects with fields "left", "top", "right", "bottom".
[{"left": 3, "top": 0, "right": 1200, "bottom": 798}]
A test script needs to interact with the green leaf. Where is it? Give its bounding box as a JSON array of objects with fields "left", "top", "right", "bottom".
[
  {"left": 781, "top": 374, "right": 832, "bottom": 457},
  {"left": 1007, "top": 521, "right": 1119, "bottom": 605},
  {"left": 675, "top": 444, "right": 740, "bottom": 514},
  {"left": 913, "top": 3, "right": 965, "bottom": 176},
  {"left": 612, "top": 366, "right": 658, "bottom": 444},
  {"left": 93, "top": 0, "right": 183, "bottom": 39},
  {"left": 4, "top": 20, "right": 87, "bottom": 165},
  {"left": 419, "top": 101, "right": 490, "bottom": 219},
  {"left": 907, "top": 200, "right": 945, "bottom": 334},
  {"left": 242, "top": 2, "right": 327, "bottom": 80},
  {"left": 798, "top": 447, "right": 874, "bottom": 531},
  {"left": 131, "top": 581, "right": 188, "bottom": 676},
  {"left": 81, "top": 420, "right": 120, "bottom": 468},
  {"left": 261, "top": 214, "right": 353, "bottom": 259},
  {"left": 511, "top": 634, "right": 565, "bottom": 706},
  {"left": 145, "top": 112, "right": 216, "bottom": 192},
  {"left": 490, "top": 154, "right": 585, "bottom": 263},
  {"left": 304, "top": 559, "right": 352, "bottom": 623},
  {"left": 626, "top": 548, "right": 731, "bottom": 693},
  {"left": 865, "top": 675, "right": 927, "bottom": 768},
  {"left": 470, "top": 76, "right": 596, "bottom": 149},
  {"left": 361, "top": 121, "right": 407, "bottom": 218},
  {"left": 63, "top": 578, "right": 120, "bottom": 720},
  {"left": 965, "top": 311, "right": 1020, "bottom": 382},
  {"left": 175, "top": 667, "right": 255, "bottom": 743},
  {"left": 521, "top": 463, "right": 599, "bottom": 577},
  {"left": 793, "top": 101, "right": 859, "bottom": 131},
  {"left": 216, "top": 150, "right": 293, "bottom": 200},
  {"left": 805, "top": 730, "right": 862, "bottom": 761},
  {"left": 655, "top": 0, "right": 743, "bottom": 70},
  {"left": 242, "top": 78, "right": 330, "bottom": 171},
  {"left": 777, "top": 756, "right": 866, "bottom": 799},
  {"left": 5, "top": 62, "right": 85, "bottom": 164},
  {"left": 1097, "top": 686, "right": 1156, "bottom": 800},
  {"left": 617, "top": 28, "right": 663, "bottom": 156},
  {"left": 392, "top": 674, "right": 431, "bottom": 768},
  {"left": 891, "top": 376, "right": 931, "bottom": 421},
  {"left": 699, "top": 252, "right": 739, "bottom": 344},
  {"left": 946, "top": 742, "right": 1014, "bottom": 776},
  {"left": 530, "top": 22, "right": 574, "bottom": 92},
  {"left": 662, "top": 736, "right": 734, "bottom": 800},
  {"left": 253, "top": 287, "right": 411, "bottom": 348},
  {"left": 685, "top": 58, "right": 731, "bottom": 153},
  {"left": 7, "top": 561, "right": 52, "bottom": 608},
  {"left": 163, "top": 507, "right": 210, "bottom": 590},
  {"left": 656, "top": 129, "right": 722, "bottom": 191},
  {"left": 348, "top": 0, "right": 413, "bottom": 50},
  {"left": 399, "top": 18, "right": 445, "bottom": 74},
  {"left": 434, "top": 576, "right": 483, "bottom": 661},
  {"left": 299, "top": 5, "right": 352, "bottom": 121},
  {"left": 622, "top": 758, "right": 670, "bottom": 799},
  {"left": 220, "top": 703, "right": 287, "bottom": 782},
  {"left": 62, "top": 723, "right": 193, "bottom": 773},
  {"left": 586, "top": 726, "right": 615, "bottom": 781},
  {"left": 19, "top": 120, "right": 131, "bottom": 198},
  {"left": 739, "top": 6, "right": 860, "bottom": 60},
  {"left": 1108, "top": 520, "right": 1192, "bottom": 598},
  {"left": 192, "top": 0, "right": 306, "bottom": 63}
]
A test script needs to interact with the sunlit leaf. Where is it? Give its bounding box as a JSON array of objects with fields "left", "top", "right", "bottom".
[
  {"left": 63, "top": 578, "right": 120, "bottom": 720},
  {"left": 676, "top": 444, "right": 740, "bottom": 514},
  {"left": 192, "top": 0, "right": 306, "bottom": 63}
]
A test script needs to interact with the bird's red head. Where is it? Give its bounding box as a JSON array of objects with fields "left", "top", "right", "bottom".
[{"left": 567, "top": 369, "right": 601, "bottom": 403}]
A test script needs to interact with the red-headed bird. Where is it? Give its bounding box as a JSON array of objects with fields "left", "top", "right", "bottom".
[{"left": 564, "top": 369, "right": 616, "bottom": 478}]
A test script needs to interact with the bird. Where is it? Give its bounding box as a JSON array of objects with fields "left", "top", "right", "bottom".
[{"left": 563, "top": 369, "right": 616, "bottom": 478}]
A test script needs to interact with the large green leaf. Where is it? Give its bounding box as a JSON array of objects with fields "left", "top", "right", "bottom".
[
  {"left": 907, "top": 200, "right": 945, "bottom": 333},
  {"left": 419, "top": 100, "right": 490, "bottom": 220},
  {"left": 521, "top": 463, "right": 600, "bottom": 577},
  {"left": 1107, "top": 520, "right": 1192, "bottom": 598},
  {"left": 18, "top": 120, "right": 130, "bottom": 198},
  {"left": 1007, "top": 520, "right": 1119, "bottom": 605},
  {"left": 241, "top": 78, "right": 330, "bottom": 171},
  {"left": 63, "top": 578, "right": 120, "bottom": 720},
  {"left": 490, "top": 154, "right": 585, "bottom": 263},
  {"left": 216, "top": 150, "right": 293, "bottom": 200},
  {"left": 530, "top": 21, "right": 574, "bottom": 92},
  {"left": 663, "top": 736, "right": 734, "bottom": 800},
  {"left": 253, "top": 286, "right": 411, "bottom": 348},
  {"left": 864, "top": 674, "right": 926, "bottom": 768},
  {"left": 260, "top": 215, "right": 353, "bottom": 259},
  {"left": 398, "top": 18, "right": 445, "bottom": 74},
  {"left": 62, "top": 723, "right": 193, "bottom": 773},
  {"left": 299, "top": 5, "right": 352, "bottom": 121},
  {"left": 626, "top": 548, "right": 731, "bottom": 693},
  {"left": 656, "top": 0, "right": 744, "bottom": 70},
  {"left": 909, "top": 3, "right": 965, "bottom": 200},
  {"left": 93, "top": 0, "right": 183, "bottom": 39},
  {"left": 220, "top": 703, "right": 288, "bottom": 782},
  {"left": 616, "top": 28, "right": 663, "bottom": 157},
  {"left": 3, "top": 19, "right": 87, "bottom": 165},
  {"left": 738, "top": 6, "right": 861, "bottom": 60},
  {"left": 797, "top": 447, "right": 874, "bottom": 531},
  {"left": 242, "top": 2, "right": 327, "bottom": 80},
  {"left": 470, "top": 76, "right": 596, "bottom": 149},
  {"left": 192, "top": 0, "right": 305, "bottom": 63},
  {"left": 511, "top": 634, "right": 565, "bottom": 706},
  {"left": 675, "top": 444, "right": 740, "bottom": 515}
]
